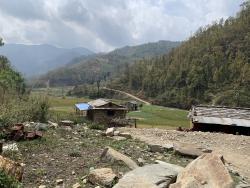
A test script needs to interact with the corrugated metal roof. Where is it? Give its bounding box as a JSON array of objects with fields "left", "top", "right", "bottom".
[
  {"left": 88, "top": 99, "right": 109, "bottom": 107},
  {"left": 190, "top": 105, "right": 250, "bottom": 127},
  {"left": 75, "top": 103, "right": 92, "bottom": 111}
]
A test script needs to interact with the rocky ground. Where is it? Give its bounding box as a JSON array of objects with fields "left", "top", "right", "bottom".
[
  {"left": 119, "top": 127, "right": 250, "bottom": 183},
  {"left": 2, "top": 124, "right": 250, "bottom": 187},
  {"left": 2, "top": 125, "right": 193, "bottom": 188}
]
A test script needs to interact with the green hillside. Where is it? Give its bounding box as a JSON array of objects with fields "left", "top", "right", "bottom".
[
  {"left": 34, "top": 40, "right": 181, "bottom": 87},
  {"left": 0, "top": 39, "right": 26, "bottom": 102},
  {"left": 109, "top": 3, "right": 250, "bottom": 108}
]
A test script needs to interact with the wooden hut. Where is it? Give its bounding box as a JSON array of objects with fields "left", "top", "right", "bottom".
[{"left": 76, "top": 99, "right": 127, "bottom": 125}]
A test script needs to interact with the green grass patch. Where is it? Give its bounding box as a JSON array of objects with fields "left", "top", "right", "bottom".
[
  {"left": 128, "top": 105, "right": 189, "bottom": 128},
  {"left": 32, "top": 88, "right": 189, "bottom": 129}
]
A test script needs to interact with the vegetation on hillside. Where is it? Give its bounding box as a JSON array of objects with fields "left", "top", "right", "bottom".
[
  {"left": 0, "top": 40, "right": 25, "bottom": 102},
  {"left": 109, "top": 2, "right": 250, "bottom": 108},
  {"left": 0, "top": 37, "right": 50, "bottom": 128},
  {"left": 34, "top": 41, "right": 181, "bottom": 87}
]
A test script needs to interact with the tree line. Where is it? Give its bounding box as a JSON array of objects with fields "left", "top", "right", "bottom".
[{"left": 109, "top": 2, "right": 250, "bottom": 108}]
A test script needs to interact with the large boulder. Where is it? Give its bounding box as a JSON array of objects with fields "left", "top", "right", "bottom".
[
  {"left": 101, "top": 147, "right": 138, "bottom": 170},
  {"left": 113, "top": 161, "right": 183, "bottom": 188},
  {"left": 88, "top": 168, "right": 117, "bottom": 187},
  {"left": 0, "top": 155, "right": 24, "bottom": 181},
  {"left": 170, "top": 153, "right": 234, "bottom": 188}
]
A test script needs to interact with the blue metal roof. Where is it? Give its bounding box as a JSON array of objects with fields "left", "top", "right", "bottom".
[{"left": 75, "top": 103, "right": 92, "bottom": 111}]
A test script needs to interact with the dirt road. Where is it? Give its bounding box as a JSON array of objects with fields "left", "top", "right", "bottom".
[
  {"left": 102, "top": 87, "right": 151, "bottom": 105},
  {"left": 120, "top": 127, "right": 250, "bottom": 182}
]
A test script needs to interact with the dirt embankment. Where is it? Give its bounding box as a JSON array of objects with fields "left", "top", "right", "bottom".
[
  {"left": 119, "top": 127, "right": 250, "bottom": 182},
  {"left": 102, "top": 87, "right": 151, "bottom": 105}
]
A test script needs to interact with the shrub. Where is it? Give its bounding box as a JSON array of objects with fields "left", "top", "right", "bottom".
[
  {"left": 88, "top": 123, "right": 105, "bottom": 130},
  {"left": 0, "top": 170, "right": 23, "bottom": 188},
  {"left": 0, "top": 95, "right": 50, "bottom": 128},
  {"left": 28, "top": 96, "right": 50, "bottom": 123}
]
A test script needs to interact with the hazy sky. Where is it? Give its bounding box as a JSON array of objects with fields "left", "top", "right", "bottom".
[{"left": 0, "top": 0, "right": 244, "bottom": 52}]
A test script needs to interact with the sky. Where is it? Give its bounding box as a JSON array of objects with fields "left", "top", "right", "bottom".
[{"left": 0, "top": 0, "right": 245, "bottom": 52}]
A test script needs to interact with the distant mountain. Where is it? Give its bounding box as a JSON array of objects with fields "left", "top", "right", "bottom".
[
  {"left": 0, "top": 44, "right": 93, "bottom": 76},
  {"left": 35, "top": 40, "right": 181, "bottom": 86},
  {"left": 109, "top": 40, "right": 181, "bottom": 58}
]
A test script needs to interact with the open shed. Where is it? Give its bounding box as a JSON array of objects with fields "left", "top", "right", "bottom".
[
  {"left": 189, "top": 105, "right": 250, "bottom": 135},
  {"left": 126, "top": 101, "right": 138, "bottom": 111}
]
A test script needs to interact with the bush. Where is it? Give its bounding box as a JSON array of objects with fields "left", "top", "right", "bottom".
[
  {"left": 0, "top": 170, "right": 22, "bottom": 188},
  {"left": 88, "top": 123, "right": 105, "bottom": 130},
  {"left": 0, "top": 95, "right": 50, "bottom": 128},
  {"left": 28, "top": 96, "right": 50, "bottom": 123}
]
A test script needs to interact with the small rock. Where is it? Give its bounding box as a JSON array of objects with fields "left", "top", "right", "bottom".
[
  {"left": 164, "top": 143, "right": 174, "bottom": 151},
  {"left": 82, "top": 179, "right": 87, "bottom": 184},
  {"left": 101, "top": 147, "right": 138, "bottom": 169},
  {"left": 156, "top": 155, "right": 163, "bottom": 160},
  {"left": 89, "top": 167, "right": 95, "bottom": 171},
  {"left": 106, "top": 127, "right": 115, "bottom": 136},
  {"left": 148, "top": 144, "right": 165, "bottom": 153},
  {"left": 114, "top": 131, "right": 120, "bottom": 136},
  {"left": 137, "top": 158, "right": 145, "bottom": 166},
  {"left": 48, "top": 121, "right": 58, "bottom": 128},
  {"left": 236, "top": 183, "right": 250, "bottom": 188},
  {"left": 201, "top": 148, "right": 213, "bottom": 153},
  {"left": 231, "top": 169, "right": 240, "bottom": 176},
  {"left": 201, "top": 180, "right": 207, "bottom": 185},
  {"left": 72, "top": 171, "right": 76, "bottom": 175},
  {"left": 72, "top": 182, "right": 81, "bottom": 188},
  {"left": 56, "top": 179, "right": 64, "bottom": 185},
  {"left": 38, "top": 185, "right": 46, "bottom": 188},
  {"left": 81, "top": 175, "right": 87, "bottom": 180},
  {"left": 88, "top": 168, "right": 117, "bottom": 186},
  {"left": 112, "top": 136, "right": 126, "bottom": 141},
  {"left": 119, "top": 132, "right": 132, "bottom": 139}
]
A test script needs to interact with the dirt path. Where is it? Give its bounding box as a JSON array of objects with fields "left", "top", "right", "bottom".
[
  {"left": 102, "top": 87, "right": 151, "bottom": 105},
  {"left": 119, "top": 127, "right": 250, "bottom": 182}
]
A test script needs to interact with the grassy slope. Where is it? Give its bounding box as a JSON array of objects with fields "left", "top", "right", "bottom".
[{"left": 128, "top": 105, "right": 189, "bottom": 128}]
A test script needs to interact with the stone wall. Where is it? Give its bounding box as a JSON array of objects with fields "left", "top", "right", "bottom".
[{"left": 87, "top": 109, "right": 126, "bottom": 125}]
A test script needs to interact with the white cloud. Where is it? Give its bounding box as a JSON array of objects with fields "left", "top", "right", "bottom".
[{"left": 0, "top": 0, "right": 244, "bottom": 52}]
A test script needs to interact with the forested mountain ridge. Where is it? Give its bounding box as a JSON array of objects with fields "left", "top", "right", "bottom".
[
  {"left": 0, "top": 44, "right": 93, "bottom": 76},
  {"left": 109, "top": 2, "right": 250, "bottom": 108},
  {"left": 35, "top": 40, "right": 181, "bottom": 86}
]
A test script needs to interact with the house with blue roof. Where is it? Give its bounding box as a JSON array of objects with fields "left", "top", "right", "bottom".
[{"left": 75, "top": 99, "right": 127, "bottom": 125}]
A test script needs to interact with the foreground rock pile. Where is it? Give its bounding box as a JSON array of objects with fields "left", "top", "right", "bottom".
[
  {"left": 120, "top": 127, "right": 250, "bottom": 182},
  {"left": 81, "top": 127, "right": 238, "bottom": 188}
]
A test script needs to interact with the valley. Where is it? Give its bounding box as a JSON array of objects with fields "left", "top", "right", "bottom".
[{"left": 0, "top": 1, "right": 249, "bottom": 188}]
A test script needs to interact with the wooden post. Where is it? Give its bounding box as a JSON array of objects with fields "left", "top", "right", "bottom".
[{"left": 0, "top": 142, "right": 3, "bottom": 154}]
